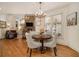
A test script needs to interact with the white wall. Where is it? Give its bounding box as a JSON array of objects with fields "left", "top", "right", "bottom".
[
  {"left": 0, "top": 15, "right": 7, "bottom": 39},
  {"left": 0, "top": 14, "right": 17, "bottom": 39},
  {"left": 47, "top": 3, "right": 79, "bottom": 52},
  {"left": 6, "top": 14, "right": 16, "bottom": 30}
]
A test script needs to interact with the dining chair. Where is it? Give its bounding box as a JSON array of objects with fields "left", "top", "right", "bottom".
[
  {"left": 44, "top": 34, "right": 57, "bottom": 56},
  {"left": 25, "top": 31, "right": 41, "bottom": 57},
  {"left": 43, "top": 31, "right": 52, "bottom": 35},
  {"left": 43, "top": 31, "right": 53, "bottom": 42}
]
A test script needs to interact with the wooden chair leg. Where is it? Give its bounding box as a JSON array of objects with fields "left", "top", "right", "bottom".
[
  {"left": 54, "top": 47, "right": 57, "bottom": 56},
  {"left": 27, "top": 47, "right": 29, "bottom": 53},
  {"left": 29, "top": 49, "right": 32, "bottom": 57}
]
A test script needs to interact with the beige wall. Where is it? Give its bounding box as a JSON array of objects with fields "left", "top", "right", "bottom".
[{"left": 47, "top": 3, "right": 79, "bottom": 52}]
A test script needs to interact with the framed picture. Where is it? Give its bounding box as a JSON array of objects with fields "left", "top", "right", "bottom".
[
  {"left": 0, "top": 21, "right": 6, "bottom": 28},
  {"left": 67, "top": 12, "right": 77, "bottom": 26}
]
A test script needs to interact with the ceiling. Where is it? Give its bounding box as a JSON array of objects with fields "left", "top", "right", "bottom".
[{"left": 0, "top": 2, "right": 71, "bottom": 14}]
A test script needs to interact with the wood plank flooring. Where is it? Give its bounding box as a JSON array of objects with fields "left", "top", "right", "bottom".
[{"left": 0, "top": 39, "right": 79, "bottom": 57}]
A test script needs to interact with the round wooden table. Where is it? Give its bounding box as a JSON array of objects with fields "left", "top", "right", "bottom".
[{"left": 32, "top": 34, "right": 52, "bottom": 54}]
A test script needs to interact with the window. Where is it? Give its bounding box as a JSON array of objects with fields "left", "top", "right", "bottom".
[
  {"left": 45, "top": 17, "right": 52, "bottom": 31},
  {"left": 53, "top": 14, "right": 62, "bottom": 39}
]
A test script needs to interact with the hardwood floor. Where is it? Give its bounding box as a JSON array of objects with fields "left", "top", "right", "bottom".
[{"left": 0, "top": 39, "right": 79, "bottom": 57}]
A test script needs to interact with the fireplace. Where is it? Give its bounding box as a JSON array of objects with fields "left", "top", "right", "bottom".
[
  {"left": 22, "top": 15, "right": 35, "bottom": 39},
  {"left": 25, "top": 22, "right": 34, "bottom": 31},
  {"left": 26, "top": 22, "right": 33, "bottom": 27},
  {"left": 22, "top": 22, "right": 35, "bottom": 39}
]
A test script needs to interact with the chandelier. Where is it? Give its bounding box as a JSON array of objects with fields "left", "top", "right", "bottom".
[{"left": 35, "top": 2, "right": 46, "bottom": 18}]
